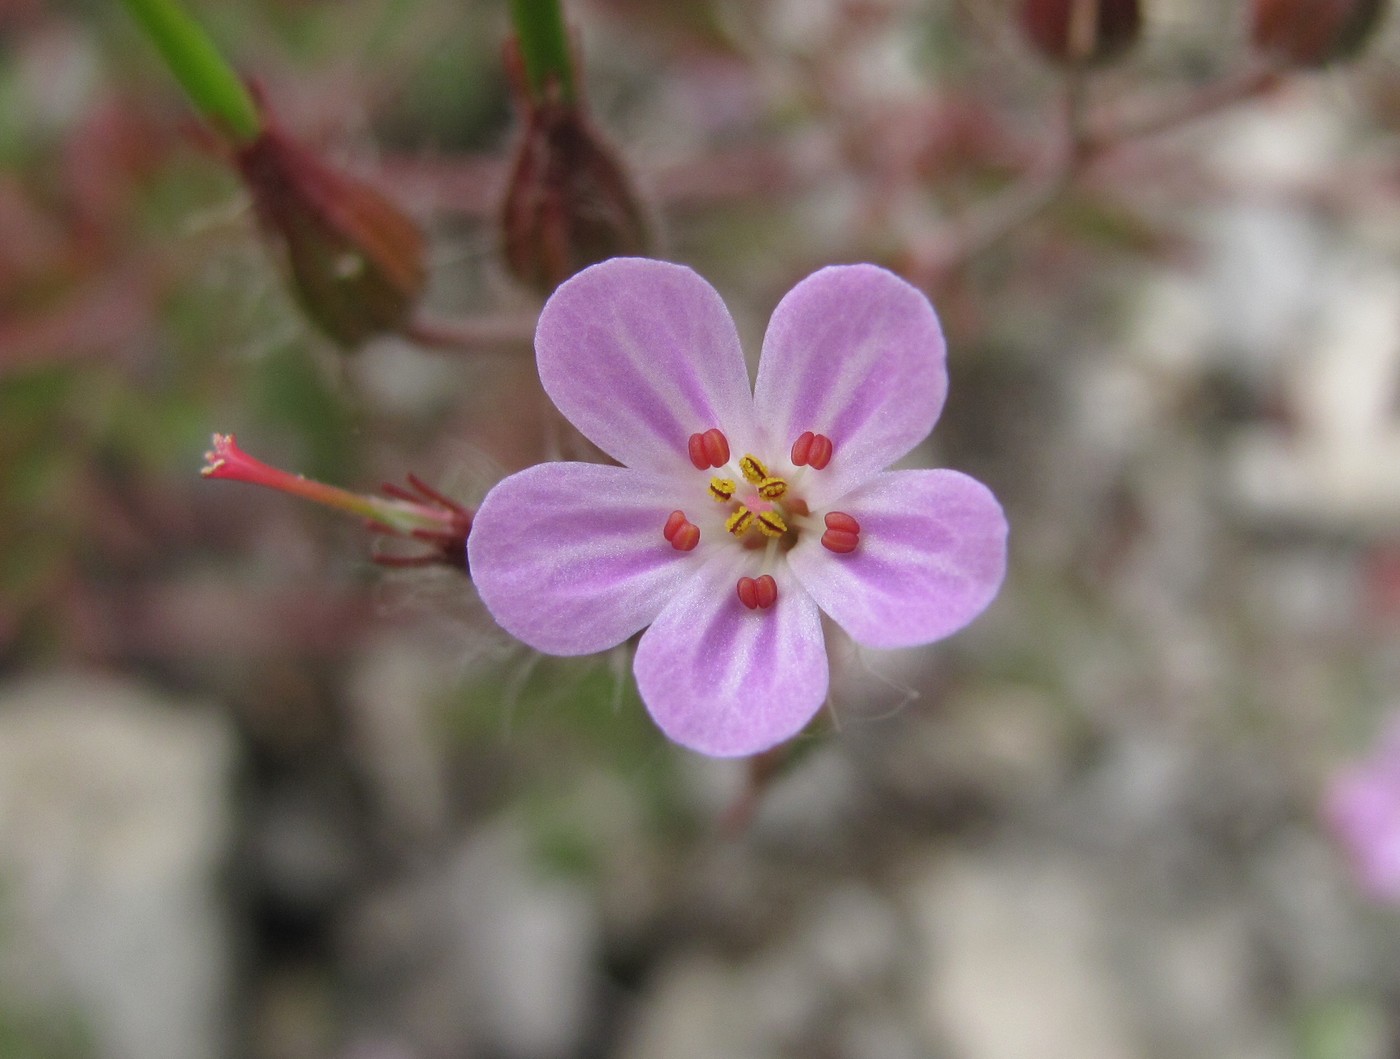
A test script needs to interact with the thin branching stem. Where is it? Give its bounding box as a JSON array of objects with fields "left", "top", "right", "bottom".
[{"left": 911, "top": 57, "right": 1288, "bottom": 288}]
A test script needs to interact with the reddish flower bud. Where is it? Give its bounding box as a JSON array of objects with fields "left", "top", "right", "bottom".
[
  {"left": 1250, "top": 0, "right": 1387, "bottom": 67},
  {"left": 500, "top": 39, "right": 651, "bottom": 294},
  {"left": 1019, "top": 0, "right": 1142, "bottom": 65},
  {"left": 233, "top": 100, "right": 426, "bottom": 349}
]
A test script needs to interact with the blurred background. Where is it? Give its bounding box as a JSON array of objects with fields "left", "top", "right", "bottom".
[{"left": 3, "top": 0, "right": 1400, "bottom": 1056}]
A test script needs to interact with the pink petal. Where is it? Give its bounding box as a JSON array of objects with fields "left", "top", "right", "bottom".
[
  {"left": 754, "top": 265, "right": 947, "bottom": 504},
  {"left": 468, "top": 462, "right": 698, "bottom": 655},
  {"left": 788, "top": 469, "right": 1006, "bottom": 649},
  {"left": 633, "top": 559, "right": 828, "bottom": 757},
  {"left": 536, "top": 258, "right": 759, "bottom": 474},
  {"left": 1327, "top": 771, "right": 1400, "bottom": 900},
  {"left": 1325, "top": 719, "right": 1400, "bottom": 901}
]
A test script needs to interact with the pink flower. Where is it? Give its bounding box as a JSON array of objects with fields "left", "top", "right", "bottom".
[
  {"left": 1327, "top": 716, "right": 1400, "bottom": 900},
  {"left": 467, "top": 258, "right": 1007, "bottom": 757}
]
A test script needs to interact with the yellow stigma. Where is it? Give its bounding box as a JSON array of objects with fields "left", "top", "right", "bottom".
[
  {"left": 739, "top": 454, "right": 768, "bottom": 485},
  {"left": 756, "top": 510, "right": 787, "bottom": 537},
  {"left": 726, "top": 508, "right": 754, "bottom": 536},
  {"left": 708, "top": 476, "right": 736, "bottom": 502},
  {"left": 757, "top": 475, "right": 787, "bottom": 500}
]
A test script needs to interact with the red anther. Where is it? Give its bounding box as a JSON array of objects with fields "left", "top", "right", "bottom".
[
  {"left": 737, "top": 575, "right": 778, "bottom": 609},
  {"left": 736, "top": 576, "right": 760, "bottom": 610},
  {"left": 688, "top": 428, "right": 731, "bottom": 469},
  {"left": 754, "top": 574, "right": 778, "bottom": 609},
  {"left": 807, "top": 433, "right": 833, "bottom": 470},
  {"left": 791, "top": 431, "right": 815, "bottom": 466},
  {"left": 821, "top": 528, "right": 859, "bottom": 554},
  {"left": 671, "top": 522, "right": 700, "bottom": 552},
  {"left": 824, "top": 511, "right": 861, "bottom": 535},
  {"left": 663, "top": 509, "right": 688, "bottom": 542},
  {"left": 702, "top": 428, "right": 730, "bottom": 467},
  {"left": 687, "top": 433, "right": 710, "bottom": 470}
]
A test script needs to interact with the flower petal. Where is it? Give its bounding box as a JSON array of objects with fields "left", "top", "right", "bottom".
[
  {"left": 1327, "top": 768, "right": 1400, "bottom": 900},
  {"left": 633, "top": 558, "right": 828, "bottom": 757},
  {"left": 468, "top": 462, "right": 698, "bottom": 655},
  {"left": 754, "top": 264, "right": 947, "bottom": 503},
  {"left": 788, "top": 469, "right": 1006, "bottom": 649},
  {"left": 536, "top": 258, "right": 759, "bottom": 473},
  {"left": 1325, "top": 719, "right": 1400, "bottom": 901}
]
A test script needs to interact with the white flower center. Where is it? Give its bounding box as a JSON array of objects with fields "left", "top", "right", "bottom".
[{"left": 663, "top": 429, "right": 864, "bottom": 611}]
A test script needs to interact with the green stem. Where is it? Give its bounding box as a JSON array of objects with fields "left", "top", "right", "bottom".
[
  {"left": 122, "top": 0, "right": 261, "bottom": 142},
  {"left": 509, "top": 0, "right": 575, "bottom": 102}
]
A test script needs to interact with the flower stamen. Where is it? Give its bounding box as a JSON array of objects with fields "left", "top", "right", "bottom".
[
  {"left": 726, "top": 508, "right": 754, "bottom": 536},
  {"left": 736, "top": 574, "right": 778, "bottom": 610},
  {"left": 825, "top": 511, "right": 860, "bottom": 534},
  {"left": 821, "top": 509, "right": 860, "bottom": 554},
  {"left": 757, "top": 476, "right": 787, "bottom": 500},
  {"left": 755, "top": 510, "right": 787, "bottom": 537},
  {"left": 688, "top": 428, "right": 731, "bottom": 470},
  {"left": 663, "top": 509, "right": 700, "bottom": 551},
  {"left": 791, "top": 431, "right": 833, "bottom": 470},
  {"left": 709, "top": 477, "right": 737, "bottom": 502},
  {"left": 738, "top": 454, "right": 768, "bottom": 485}
]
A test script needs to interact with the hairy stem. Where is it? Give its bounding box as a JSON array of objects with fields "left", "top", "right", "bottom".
[{"left": 122, "top": 0, "right": 261, "bottom": 142}]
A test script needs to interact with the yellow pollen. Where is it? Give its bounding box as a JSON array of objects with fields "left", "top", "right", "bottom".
[
  {"left": 739, "top": 454, "right": 767, "bottom": 485},
  {"left": 757, "top": 476, "right": 787, "bottom": 500},
  {"left": 726, "top": 508, "right": 754, "bottom": 536},
  {"left": 756, "top": 510, "right": 787, "bottom": 537},
  {"left": 708, "top": 476, "right": 736, "bottom": 502}
]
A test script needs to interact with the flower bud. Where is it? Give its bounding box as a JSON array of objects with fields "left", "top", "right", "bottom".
[
  {"left": 500, "top": 39, "right": 651, "bottom": 294},
  {"left": 233, "top": 104, "right": 426, "bottom": 349},
  {"left": 1019, "top": 0, "right": 1142, "bottom": 65},
  {"left": 1250, "top": 0, "right": 1387, "bottom": 67}
]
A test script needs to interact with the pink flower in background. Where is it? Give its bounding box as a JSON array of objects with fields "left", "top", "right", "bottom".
[
  {"left": 467, "top": 258, "right": 1007, "bottom": 757},
  {"left": 1327, "top": 716, "right": 1400, "bottom": 900}
]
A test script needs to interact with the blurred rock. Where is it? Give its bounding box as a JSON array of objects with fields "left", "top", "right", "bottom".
[
  {"left": 619, "top": 882, "right": 910, "bottom": 1059},
  {"left": 0, "top": 672, "right": 235, "bottom": 1059},
  {"left": 346, "top": 633, "right": 455, "bottom": 845},
  {"left": 1229, "top": 262, "right": 1400, "bottom": 533},
  {"left": 906, "top": 850, "right": 1136, "bottom": 1059},
  {"left": 446, "top": 820, "right": 600, "bottom": 1058}
]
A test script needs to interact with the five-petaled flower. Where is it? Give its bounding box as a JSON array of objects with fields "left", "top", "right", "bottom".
[{"left": 467, "top": 258, "right": 1008, "bottom": 757}]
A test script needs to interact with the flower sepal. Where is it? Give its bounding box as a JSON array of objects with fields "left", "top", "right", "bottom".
[
  {"left": 1018, "top": 0, "right": 1142, "bottom": 65},
  {"left": 1250, "top": 0, "right": 1387, "bottom": 68},
  {"left": 232, "top": 93, "right": 427, "bottom": 349},
  {"left": 500, "top": 37, "right": 652, "bottom": 294}
]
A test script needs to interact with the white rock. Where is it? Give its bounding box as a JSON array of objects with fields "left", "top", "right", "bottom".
[
  {"left": 905, "top": 851, "right": 1136, "bottom": 1059},
  {"left": 445, "top": 821, "right": 599, "bottom": 1059},
  {"left": 0, "top": 672, "right": 234, "bottom": 1059}
]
